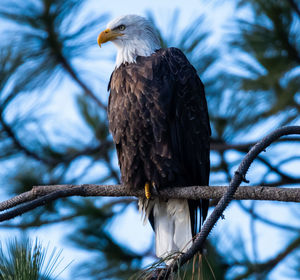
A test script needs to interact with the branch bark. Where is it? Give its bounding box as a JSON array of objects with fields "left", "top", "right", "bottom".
[{"left": 0, "top": 185, "right": 300, "bottom": 223}]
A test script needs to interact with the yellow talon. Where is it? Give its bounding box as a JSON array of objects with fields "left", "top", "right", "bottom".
[{"left": 145, "top": 182, "right": 151, "bottom": 199}]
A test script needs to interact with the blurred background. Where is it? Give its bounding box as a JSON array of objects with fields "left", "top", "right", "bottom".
[{"left": 0, "top": 0, "right": 299, "bottom": 279}]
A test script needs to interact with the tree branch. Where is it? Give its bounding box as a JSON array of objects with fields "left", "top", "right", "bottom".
[
  {"left": 0, "top": 126, "right": 299, "bottom": 279},
  {"left": 287, "top": 0, "right": 300, "bottom": 17},
  {"left": 257, "top": 155, "right": 293, "bottom": 181},
  {"left": 0, "top": 198, "right": 134, "bottom": 229},
  {"left": 260, "top": 177, "right": 300, "bottom": 187},
  {"left": 42, "top": 3, "right": 107, "bottom": 111},
  {"left": 0, "top": 214, "right": 78, "bottom": 229},
  {"left": 0, "top": 110, "right": 112, "bottom": 166},
  {"left": 233, "top": 236, "right": 300, "bottom": 280},
  {"left": 210, "top": 137, "right": 300, "bottom": 151},
  {"left": 160, "top": 125, "right": 300, "bottom": 279},
  {"left": 0, "top": 113, "right": 56, "bottom": 165},
  {"left": 57, "top": 52, "right": 107, "bottom": 110},
  {"left": 238, "top": 201, "right": 300, "bottom": 232},
  {"left": 0, "top": 185, "right": 300, "bottom": 223}
]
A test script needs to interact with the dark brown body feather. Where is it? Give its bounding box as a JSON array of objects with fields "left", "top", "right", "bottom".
[{"left": 108, "top": 47, "right": 211, "bottom": 235}]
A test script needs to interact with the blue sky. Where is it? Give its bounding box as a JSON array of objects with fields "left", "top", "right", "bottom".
[{"left": 0, "top": 0, "right": 299, "bottom": 279}]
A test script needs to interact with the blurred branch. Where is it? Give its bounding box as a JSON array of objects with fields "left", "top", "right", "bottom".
[
  {"left": 41, "top": 1, "right": 107, "bottom": 110},
  {"left": 57, "top": 52, "right": 107, "bottom": 110},
  {"left": 238, "top": 201, "right": 300, "bottom": 232},
  {"left": 211, "top": 137, "right": 300, "bottom": 152},
  {"left": 287, "top": 0, "right": 300, "bottom": 17},
  {"left": 101, "top": 156, "right": 120, "bottom": 182},
  {"left": 277, "top": 155, "right": 300, "bottom": 166},
  {"left": 257, "top": 155, "right": 294, "bottom": 181},
  {"left": 260, "top": 177, "right": 300, "bottom": 187},
  {"left": 0, "top": 198, "right": 135, "bottom": 229},
  {"left": 249, "top": 202, "right": 258, "bottom": 265},
  {"left": 0, "top": 111, "right": 112, "bottom": 165},
  {"left": 233, "top": 236, "right": 300, "bottom": 280},
  {"left": 0, "top": 113, "right": 56, "bottom": 165},
  {"left": 219, "top": 151, "right": 232, "bottom": 182},
  {"left": 0, "top": 214, "right": 77, "bottom": 229},
  {"left": 0, "top": 0, "right": 107, "bottom": 110},
  {"left": 62, "top": 141, "right": 113, "bottom": 163}
]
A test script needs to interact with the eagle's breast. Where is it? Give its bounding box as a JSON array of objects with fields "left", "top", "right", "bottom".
[{"left": 107, "top": 51, "right": 178, "bottom": 189}]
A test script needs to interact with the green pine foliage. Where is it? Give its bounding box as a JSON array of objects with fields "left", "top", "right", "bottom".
[
  {"left": 0, "top": 238, "right": 65, "bottom": 280},
  {"left": 229, "top": 0, "right": 300, "bottom": 131}
]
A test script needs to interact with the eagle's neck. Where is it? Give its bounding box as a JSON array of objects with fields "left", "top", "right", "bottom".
[{"left": 113, "top": 39, "right": 159, "bottom": 67}]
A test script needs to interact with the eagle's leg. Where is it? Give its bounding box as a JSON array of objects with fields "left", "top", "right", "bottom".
[
  {"left": 145, "top": 182, "right": 151, "bottom": 199},
  {"left": 145, "top": 182, "right": 157, "bottom": 199}
]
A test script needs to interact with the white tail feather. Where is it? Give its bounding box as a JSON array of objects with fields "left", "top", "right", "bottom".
[
  {"left": 139, "top": 198, "right": 192, "bottom": 265},
  {"left": 152, "top": 199, "right": 192, "bottom": 265}
]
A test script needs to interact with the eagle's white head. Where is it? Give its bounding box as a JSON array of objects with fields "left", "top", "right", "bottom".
[{"left": 97, "top": 15, "right": 161, "bottom": 67}]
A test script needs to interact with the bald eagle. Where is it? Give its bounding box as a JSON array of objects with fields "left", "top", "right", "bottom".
[{"left": 98, "top": 15, "right": 210, "bottom": 263}]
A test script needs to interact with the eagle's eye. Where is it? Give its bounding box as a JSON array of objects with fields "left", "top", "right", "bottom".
[{"left": 118, "top": 24, "right": 126, "bottom": 31}]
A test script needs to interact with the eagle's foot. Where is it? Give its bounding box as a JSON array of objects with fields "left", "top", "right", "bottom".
[
  {"left": 145, "top": 182, "right": 157, "bottom": 199},
  {"left": 145, "top": 182, "right": 151, "bottom": 199}
]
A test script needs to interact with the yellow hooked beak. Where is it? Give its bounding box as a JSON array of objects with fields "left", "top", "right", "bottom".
[{"left": 97, "top": 28, "right": 123, "bottom": 47}]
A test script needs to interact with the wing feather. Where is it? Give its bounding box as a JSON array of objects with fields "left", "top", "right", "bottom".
[{"left": 108, "top": 48, "right": 210, "bottom": 235}]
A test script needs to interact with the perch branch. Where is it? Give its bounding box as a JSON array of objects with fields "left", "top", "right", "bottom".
[{"left": 0, "top": 185, "right": 300, "bottom": 222}]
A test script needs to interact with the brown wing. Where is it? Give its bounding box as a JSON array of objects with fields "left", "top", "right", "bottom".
[{"left": 108, "top": 48, "right": 211, "bottom": 235}]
